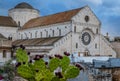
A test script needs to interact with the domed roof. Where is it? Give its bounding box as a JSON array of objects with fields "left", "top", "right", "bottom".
[{"left": 14, "top": 2, "right": 34, "bottom": 9}]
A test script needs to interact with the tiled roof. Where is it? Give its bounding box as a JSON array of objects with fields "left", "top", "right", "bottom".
[
  {"left": 0, "top": 16, "right": 17, "bottom": 27},
  {"left": 22, "top": 7, "right": 83, "bottom": 29},
  {"left": 12, "top": 37, "right": 62, "bottom": 46}
]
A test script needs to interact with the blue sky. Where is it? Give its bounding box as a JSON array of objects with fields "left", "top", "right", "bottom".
[{"left": 0, "top": 0, "right": 120, "bottom": 37}]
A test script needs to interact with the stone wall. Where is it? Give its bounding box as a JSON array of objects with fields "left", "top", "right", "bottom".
[
  {"left": 50, "top": 32, "right": 72, "bottom": 55},
  {"left": 9, "top": 9, "right": 39, "bottom": 26},
  {"left": 18, "top": 22, "right": 71, "bottom": 39},
  {"left": 0, "top": 26, "right": 17, "bottom": 40}
]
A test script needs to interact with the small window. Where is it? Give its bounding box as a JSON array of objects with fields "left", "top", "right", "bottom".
[
  {"left": 59, "top": 29, "right": 61, "bottom": 36},
  {"left": 21, "top": 34, "right": 23, "bottom": 39},
  {"left": 84, "top": 50, "right": 90, "bottom": 56},
  {"left": 3, "top": 50, "right": 7, "bottom": 58},
  {"left": 52, "top": 30, "right": 54, "bottom": 37},
  {"left": 8, "top": 37, "right": 12, "bottom": 40},
  {"left": 96, "top": 28, "right": 98, "bottom": 34},
  {"left": 11, "top": 51, "right": 14, "bottom": 58},
  {"left": 95, "top": 43, "right": 97, "bottom": 49},
  {"left": 76, "top": 43, "right": 78, "bottom": 48},
  {"left": 40, "top": 32, "right": 42, "bottom": 38},
  {"left": 85, "top": 15, "right": 89, "bottom": 22},
  {"left": 18, "top": 21, "right": 20, "bottom": 26},
  {"left": 35, "top": 31, "right": 38, "bottom": 38},
  {"left": 30, "top": 33, "right": 32, "bottom": 38},
  {"left": 84, "top": 51, "right": 88, "bottom": 56},
  {"left": 74, "top": 26, "right": 76, "bottom": 32},
  {"left": 24, "top": 33, "right": 28, "bottom": 39},
  {"left": 46, "top": 31, "right": 48, "bottom": 37},
  {"left": 109, "top": 55, "right": 112, "bottom": 57},
  {"left": 78, "top": 52, "right": 80, "bottom": 57}
]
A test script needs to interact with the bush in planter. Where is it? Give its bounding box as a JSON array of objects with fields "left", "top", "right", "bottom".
[{"left": 16, "top": 48, "right": 80, "bottom": 81}]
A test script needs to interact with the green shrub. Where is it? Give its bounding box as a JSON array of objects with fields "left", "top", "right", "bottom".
[{"left": 16, "top": 48, "right": 80, "bottom": 81}]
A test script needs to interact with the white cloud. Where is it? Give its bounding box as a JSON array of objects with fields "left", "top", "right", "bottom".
[
  {"left": 111, "top": 7, "right": 120, "bottom": 16},
  {"left": 101, "top": 7, "right": 120, "bottom": 16},
  {"left": 86, "top": 0, "right": 103, "bottom": 5}
]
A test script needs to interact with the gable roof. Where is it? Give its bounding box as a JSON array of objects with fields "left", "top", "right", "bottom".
[
  {"left": 0, "top": 16, "right": 17, "bottom": 27},
  {"left": 22, "top": 7, "right": 84, "bottom": 29}
]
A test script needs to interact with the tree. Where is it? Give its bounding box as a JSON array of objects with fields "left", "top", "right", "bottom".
[{"left": 16, "top": 47, "right": 80, "bottom": 81}]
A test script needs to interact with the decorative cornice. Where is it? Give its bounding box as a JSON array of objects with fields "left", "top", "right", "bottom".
[{"left": 72, "top": 21, "right": 100, "bottom": 27}]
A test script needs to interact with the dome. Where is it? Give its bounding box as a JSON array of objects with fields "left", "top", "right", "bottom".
[{"left": 14, "top": 2, "right": 34, "bottom": 9}]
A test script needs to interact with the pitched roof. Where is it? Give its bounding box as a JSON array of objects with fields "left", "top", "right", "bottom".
[
  {"left": 12, "top": 37, "right": 62, "bottom": 46},
  {"left": 22, "top": 7, "right": 84, "bottom": 29},
  {"left": 0, "top": 16, "right": 17, "bottom": 27}
]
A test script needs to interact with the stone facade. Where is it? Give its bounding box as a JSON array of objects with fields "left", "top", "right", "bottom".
[
  {"left": 111, "top": 42, "right": 120, "bottom": 58},
  {"left": 0, "top": 26, "right": 17, "bottom": 40},
  {"left": 0, "top": 34, "right": 12, "bottom": 63},
  {"left": 18, "top": 22, "right": 71, "bottom": 39}
]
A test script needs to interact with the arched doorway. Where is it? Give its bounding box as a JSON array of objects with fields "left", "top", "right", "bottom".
[{"left": 84, "top": 49, "right": 90, "bottom": 56}]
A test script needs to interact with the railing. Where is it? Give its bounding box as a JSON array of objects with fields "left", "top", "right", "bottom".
[{"left": 0, "top": 40, "right": 12, "bottom": 47}]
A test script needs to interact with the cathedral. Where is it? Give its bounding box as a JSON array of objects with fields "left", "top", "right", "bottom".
[{"left": 0, "top": 2, "right": 117, "bottom": 63}]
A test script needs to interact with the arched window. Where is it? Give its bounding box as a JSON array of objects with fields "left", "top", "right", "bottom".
[
  {"left": 84, "top": 49, "right": 90, "bottom": 56},
  {"left": 52, "top": 30, "right": 54, "bottom": 37},
  {"left": 18, "top": 21, "right": 20, "bottom": 27},
  {"left": 24, "top": 33, "right": 28, "bottom": 39},
  {"left": 96, "top": 28, "right": 98, "bottom": 34},
  {"left": 8, "top": 34, "right": 12, "bottom": 40},
  {"left": 30, "top": 33, "right": 32, "bottom": 39},
  {"left": 76, "top": 43, "right": 78, "bottom": 48},
  {"left": 35, "top": 31, "right": 38, "bottom": 38},
  {"left": 46, "top": 31, "right": 48, "bottom": 37},
  {"left": 74, "top": 26, "right": 76, "bottom": 32},
  {"left": 59, "top": 29, "right": 61, "bottom": 36},
  {"left": 8, "top": 37, "right": 12, "bottom": 40},
  {"left": 40, "top": 32, "right": 42, "bottom": 38},
  {"left": 18, "top": 33, "right": 20, "bottom": 39},
  {"left": 3, "top": 50, "right": 6, "bottom": 58},
  {"left": 95, "top": 43, "right": 97, "bottom": 49},
  {"left": 21, "top": 34, "right": 23, "bottom": 39},
  {"left": 78, "top": 52, "right": 80, "bottom": 57},
  {"left": 11, "top": 51, "right": 14, "bottom": 58}
]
